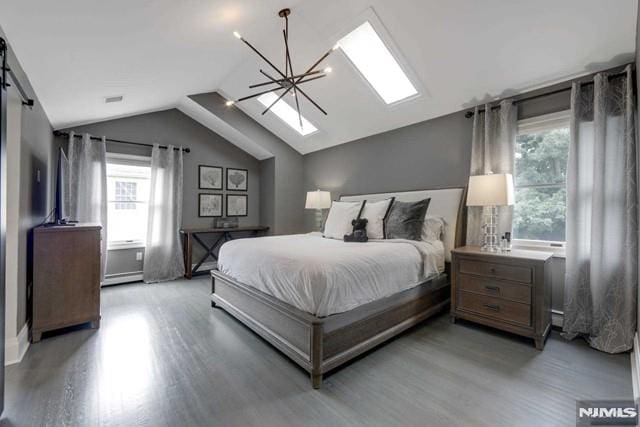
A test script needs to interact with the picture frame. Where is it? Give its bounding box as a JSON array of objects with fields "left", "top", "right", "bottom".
[
  {"left": 199, "top": 165, "right": 223, "bottom": 190},
  {"left": 226, "top": 194, "right": 248, "bottom": 217},
  {"left": 226, "top": 167, "right": 248, "bottom": 191},
  {"left": 199, "top": 193, "right": 223, "bottom": 217}
]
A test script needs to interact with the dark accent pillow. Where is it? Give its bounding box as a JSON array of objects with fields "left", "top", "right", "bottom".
[
  {"left": 344, "top": 218, "right": 369, "bottom": 242},
  {"left": 384, "top": 198, "right": 431, "bottom": 240}
]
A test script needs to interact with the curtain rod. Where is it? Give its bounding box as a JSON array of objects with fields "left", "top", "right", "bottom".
[
  {"left": 53, "top": 130, "right": 191, "bottom": 153},
  {"left": 0, "top": 37, "right": 35, "bottom": 107},
  {"left": 464, "top": 65, "right": 633, "bottom": 118}
]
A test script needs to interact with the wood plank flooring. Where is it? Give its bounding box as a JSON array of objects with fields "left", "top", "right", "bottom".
[{"left": 3, "top": 277, "right": 632, "bottom": 426}]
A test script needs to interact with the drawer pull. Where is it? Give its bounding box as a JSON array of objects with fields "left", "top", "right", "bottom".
[
  {"left": 483, "top": 303, "right": 500, "bottom": 312},
  {"left": 490, "top": 268, "right": 496, "bottom": 273},
  {"left": 484, "top": 285, "right": 500, "bottom": 293}
]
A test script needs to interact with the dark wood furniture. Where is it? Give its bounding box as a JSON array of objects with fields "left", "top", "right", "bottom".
[
  {"left": 450, "top": 246, "right": 553, "bottom": 349},
  {"left": 32, "top": 223, "right": 102, "bottom": 343},
  {"left": 181, "top": 226, "right": 269, "bottom": 279},
  {"left": 211, "top": 187, "right": 466, "bottom": 388}
]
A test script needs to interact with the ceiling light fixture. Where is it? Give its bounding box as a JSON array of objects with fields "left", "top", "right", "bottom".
[{"left": 229, "top": 8, "right": 333, "bottom": 131}]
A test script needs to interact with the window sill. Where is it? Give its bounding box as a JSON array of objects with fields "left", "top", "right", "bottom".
[
  {"left": 108, "top": 242, "right": 145, "bottom": 251},
  {"left": 512, "top": 243, "right": 566, "bottom": 258}
]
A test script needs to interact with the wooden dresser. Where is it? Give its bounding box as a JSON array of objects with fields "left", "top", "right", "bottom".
[
  {"left": 450, "top": 246, "right": 553, "bottom": 349},
  {"left": 32, "top": 224, "right": 102, "bottom": 342}
]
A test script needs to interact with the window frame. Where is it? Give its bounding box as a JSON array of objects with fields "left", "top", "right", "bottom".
[
  {"left": 106, "top": 152, "right": 152, "bottom": 251},
  {"left": 512, "top": 110, "right": 570, "bottom": 255},
  {"left": 332, "top": 7, "right": 422, "bottom": 108}
]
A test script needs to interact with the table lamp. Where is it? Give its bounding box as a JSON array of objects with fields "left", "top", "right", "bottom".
[
  {"left": 466, "top": 173, "right": 514, "bottom": 251},
  {"left": 305, "top": 190, "right": 331, "bottom": 231}
]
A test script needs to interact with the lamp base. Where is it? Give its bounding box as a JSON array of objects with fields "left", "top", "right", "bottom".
[
  {"left": 481, "top": 205, "right": 500, "bottom": 252},
  {"left": 315, "top": 209, "right": 324, "bottom": 232}
]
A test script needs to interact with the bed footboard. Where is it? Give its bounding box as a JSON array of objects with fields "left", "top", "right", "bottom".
[{"left": 211, "top": 270, "right": 449, "bottom": 388}]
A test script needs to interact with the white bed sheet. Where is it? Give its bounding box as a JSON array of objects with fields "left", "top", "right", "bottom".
[{"left": 217, "top": 233, "right": 444, "bottom": 317}]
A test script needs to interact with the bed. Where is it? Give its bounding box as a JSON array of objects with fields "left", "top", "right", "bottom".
[{"left": 210, "top": 187, "right": 466, "bottom": 388}]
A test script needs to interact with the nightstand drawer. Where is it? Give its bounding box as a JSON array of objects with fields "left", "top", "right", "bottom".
[
  {"left": 457, "top": 291, "right": 531, "bottom": 327},
  {"left": 457, "top": 274, "right": 531, "bottom": 304},
  {"left": 459, "top": 259, "right": 532, "bottom": 284}
]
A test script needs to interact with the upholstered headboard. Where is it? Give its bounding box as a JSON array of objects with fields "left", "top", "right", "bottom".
[{"left": 339, "top": 187, "right": 466, "bottom": 262}]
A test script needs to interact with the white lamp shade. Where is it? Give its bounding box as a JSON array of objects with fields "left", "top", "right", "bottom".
[
  {"left": 466, "top": 173, "right": 515, "bottom": 206},
  {"left": 305, "top": 190, "right": 332, "bottom": 209}
]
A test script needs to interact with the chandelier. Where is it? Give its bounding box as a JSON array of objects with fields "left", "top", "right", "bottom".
[{"left": 229, "top": 8, "right": 335, "bottom": 129}]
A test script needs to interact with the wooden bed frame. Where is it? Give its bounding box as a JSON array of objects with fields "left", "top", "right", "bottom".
[{"left": 211, "top": 187, "right": 466, "bottom": 388}]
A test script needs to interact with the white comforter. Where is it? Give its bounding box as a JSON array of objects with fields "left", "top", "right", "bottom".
[{"left": 217, "top": 233, "right": 444, "bottom": 317}]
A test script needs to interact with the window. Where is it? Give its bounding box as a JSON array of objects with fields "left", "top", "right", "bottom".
[
  {"left": 513, "top": 111, "right": 570, "bottom": 245},
  {"left": 258, "top": 92, "right": 318, "bottom": 136},
  {"left": 337, "top": 21, "right": 417, "bottom": 105},
  {"left": 106, "top": 154, "right": 151, "bottom": 248}
]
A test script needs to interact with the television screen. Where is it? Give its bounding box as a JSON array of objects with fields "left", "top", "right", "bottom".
[{"left": 55, "top": 147, "right": 69, "bottom": 224}]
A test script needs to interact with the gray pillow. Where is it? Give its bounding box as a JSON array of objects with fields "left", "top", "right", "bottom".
[{"left": 385, "top": 198, "right": 431, "bottom": 240}]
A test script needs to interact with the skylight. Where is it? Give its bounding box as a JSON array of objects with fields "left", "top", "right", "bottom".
[
  {"left": 337, "top": 21, "right": 417, "bottom": 104},
  {"left": 258, "top": 93, "right": 318, "bottom": 136}
]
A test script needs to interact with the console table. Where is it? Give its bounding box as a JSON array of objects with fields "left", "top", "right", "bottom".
[{"left": 181, "top": 226, "right": 269, "bottom": 279}]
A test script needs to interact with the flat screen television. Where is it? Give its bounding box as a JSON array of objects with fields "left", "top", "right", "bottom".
[{"left": 54, "top": 147, "right": 72, "bottom": 225}]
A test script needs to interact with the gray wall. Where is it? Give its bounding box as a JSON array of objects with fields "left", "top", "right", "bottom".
[
  {"left": 303, "top": 110, "right": 472, "bottom": 231},
  {"left": 61, "top": 109, "right": 261, "bottom": 278},
  {"left": 189, "top": 92, "right": 305, "bottom": 236},
  {"left": 0, "top": 26, "right": 57, "bottom": 335}
]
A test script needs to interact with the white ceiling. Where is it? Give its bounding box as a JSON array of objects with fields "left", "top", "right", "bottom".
[{"left": 0, "top": 0, "right": 636, "bottom": 154}]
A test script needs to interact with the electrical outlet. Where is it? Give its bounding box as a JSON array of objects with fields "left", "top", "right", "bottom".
[
  {"left": 36, "top": 169, "right": 41, "bottom": 183},
  {"left": 136, "top": 252, "right": 143, "bottom": 261}
]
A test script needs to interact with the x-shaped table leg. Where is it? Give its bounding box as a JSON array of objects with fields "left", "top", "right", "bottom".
[{"left": 192, "top": 233, "right": 227, "bottom": 274}]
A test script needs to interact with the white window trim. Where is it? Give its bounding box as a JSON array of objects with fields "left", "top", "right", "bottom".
[
  {"left": 512, "top": 239, "right": 566, "bottom": 257},
  {"left": 106, "top": 152, "right": 151, "bottom": 250},
  {"left": 331, "top": 7, "right": 423, "bottom": 108},
  {"left": 514, "top": 110, "right": 570, "bottom": 252},
  {"left": 108, "top": 240, "right": 146, "bottom": 251}
]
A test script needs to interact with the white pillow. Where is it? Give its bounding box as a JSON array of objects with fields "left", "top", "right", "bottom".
[
  {"left": 360, "top": 198, "right": 394, "bottom": 239},
  {"left": 323, "top": 201, "right": 364, "bottom": 240},
  {"left": 422, "top": 215, "right": 445, "bottom": 241}
]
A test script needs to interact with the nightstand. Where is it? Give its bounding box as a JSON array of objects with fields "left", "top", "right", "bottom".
[{"left": 450, "top": 246, "right": 553, "bottom": 349}]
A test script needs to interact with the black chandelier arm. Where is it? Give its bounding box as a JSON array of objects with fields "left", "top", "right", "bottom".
[
  {"left": 240, "top": 37, "right": 288, "bottom": 81},
  {"left": 296, "top": 74, "right": 326, "bottom": 85},
  {"left": 284, "top": 15, "right": 289, "bottom": 78},
  {"left": 283, "top": 29, "right": 295, "bottom": 78},
  {"left": 249, "top": 69, "right": 322, "bottom": 89},
  {"left": 292, "top": 83, "right": 327, "bottom": 115},
  {"left": 293, "top": 47, "right": 334, "bottom": 86},
  {"left": 261, "top": 85, "right": 294, "bottom": 115},
  {"left": 259, "top": 69, "right": 282, "bottom": 86},
  {"left": 292, "top": 85, "right": 303, "bottom": 128},
  {"left": 237, "top": 86, "right": 284, "bottom": 102}
]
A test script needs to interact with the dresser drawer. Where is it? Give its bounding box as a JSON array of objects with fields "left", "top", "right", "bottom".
[
  {"left": 459, "top": 259, "right": 532, "bottom": 284},
  {"left": 457, "top": 274, "right": 531, "bottom": 304},
  {"left": 457, "top": 291, "right": 531, "bottom": 327}
]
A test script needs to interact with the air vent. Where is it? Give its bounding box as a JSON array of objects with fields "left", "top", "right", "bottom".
[{"left": 104, "top": 95, "right": 124, "bottom": 104}]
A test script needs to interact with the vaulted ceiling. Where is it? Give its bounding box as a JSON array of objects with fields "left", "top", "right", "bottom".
[{"left": 0, "top": 0, "right": 636, "bottom": 154}]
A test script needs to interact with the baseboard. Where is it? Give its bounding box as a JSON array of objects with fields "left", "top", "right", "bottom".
[
  {"left": 103, "top": 272, "right": 143, "bottom": 286},
  {"left": 551, "top": 309, "right": 563, "bottom": 328},
  {"left": 5, "top": 322, "right": 30, "bottom": 366},
  {"left": 632, "top": 333, "right": 640, "bottom": 401}
]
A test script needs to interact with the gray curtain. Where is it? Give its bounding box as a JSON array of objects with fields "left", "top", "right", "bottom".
[
  {"left": 143, "top": 144, "right": 184, "bottom": 283},
  {"left": 67, "top": 132, "right": 108, "bottom": 281},
  {"left": 466, "top": 100, "right": 517, "bottom": 245},
  {"left": 562, "top": 65, "right": 637, "bottom": 353}
]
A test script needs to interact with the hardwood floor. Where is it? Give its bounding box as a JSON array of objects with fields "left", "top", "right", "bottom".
[{"left": 3, "top": 277, "right": 632, "bottom": 426}]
